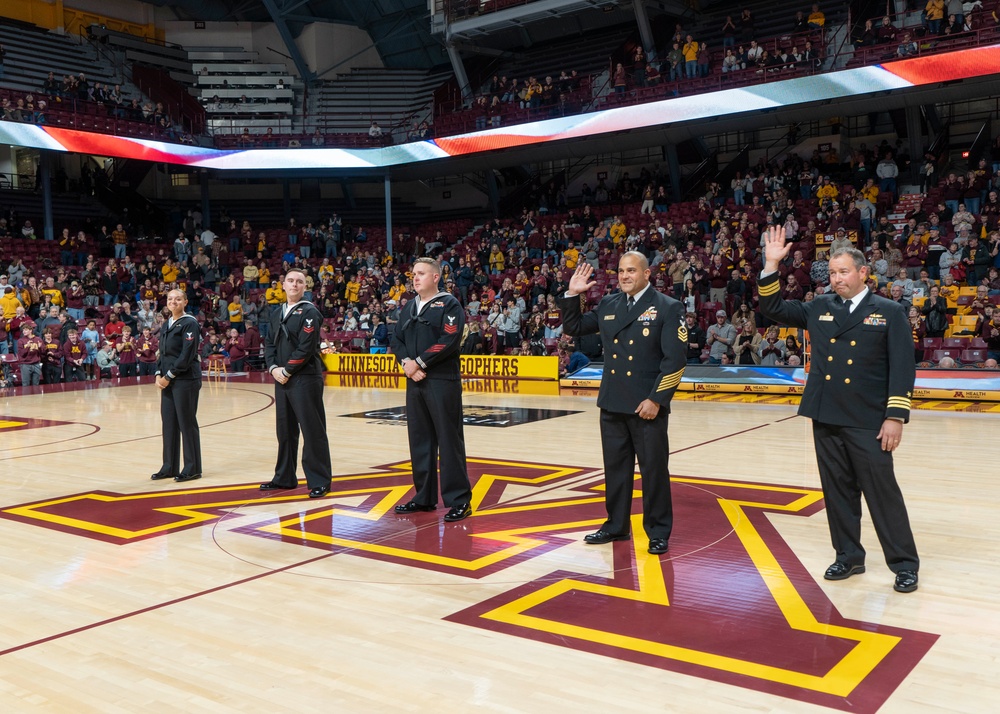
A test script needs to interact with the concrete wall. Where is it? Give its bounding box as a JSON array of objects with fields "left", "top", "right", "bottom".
[
  {"left": 159, "top": 20, "right": 382, "bottom": 79},
  {"left": 298, "top": 22, "right": 383, "bottom": 79},
  {"left": 66, "top": 0, "right": 154, "bottom": 26}
]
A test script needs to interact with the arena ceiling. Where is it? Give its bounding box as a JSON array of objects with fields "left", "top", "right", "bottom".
[
  {"left": 141, "top": 0, "right": 735, "bottom": 70},
  {"left": 144, "top": 0, "right": 444, "bottom": 69}
]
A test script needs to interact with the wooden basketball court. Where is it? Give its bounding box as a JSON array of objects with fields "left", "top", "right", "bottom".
[{"left": 0, "top": 376, "right": 996, "bottom": 713}]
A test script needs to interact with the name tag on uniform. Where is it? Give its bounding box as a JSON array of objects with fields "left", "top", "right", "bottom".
[
  {"left": 604, "top": 315, "right": 616, "bottom": 320},
  {"left": 819, "top": 314, "right": 834, "bottom": 321}
]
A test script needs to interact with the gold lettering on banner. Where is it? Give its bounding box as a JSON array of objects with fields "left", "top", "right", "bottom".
[
  {"left": 460, "top": 356, "right": 519, "bottom": 377},
  {"left": 324, "top": 354, "right": 558, "bottom": 381}
]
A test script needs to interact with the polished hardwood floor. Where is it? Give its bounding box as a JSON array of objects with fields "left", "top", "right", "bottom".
[{"left": 0, "top": 375, "right": 996, "bottom": 713}]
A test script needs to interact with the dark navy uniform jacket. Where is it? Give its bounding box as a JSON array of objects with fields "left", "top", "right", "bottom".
[
  {"left": 156, "top": 314, "right": 201, "bottom": 381},
  {"left": 390, "top": 292, "right": 465, "bottom": 381},
  {"left": 559, "top": 287, "right": 687, "bottom": 414},
  {"left": 265, "top": 300, "right": 325, "bottom": 376},
  {"left": 757, "top": 272, "right": 914, "bottom": 429}
]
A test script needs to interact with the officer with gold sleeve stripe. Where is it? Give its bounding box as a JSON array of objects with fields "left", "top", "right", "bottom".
[
  {"left": 559, "top": 251, "right": 687, "bottom": 555},
  {"left": 758, "top": 226, "right": 920, "bottom": 594}
]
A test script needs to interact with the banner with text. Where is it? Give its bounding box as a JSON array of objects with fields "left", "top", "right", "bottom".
[{"left": 324, "top": 354, "right": 559, "bottom": 381}]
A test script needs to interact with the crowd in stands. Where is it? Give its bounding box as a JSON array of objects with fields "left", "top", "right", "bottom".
[
  {"left": 918, "top": 0, "right": 997, "bottom": 37},
  {"left": 4, "top": 132, "right": 1000, "bottom": 388},
  {"left": 442, "top": 5, "right": 829, "bottom": 134},
  {"left": 851, "top": 2, "right": 1000, "bottom": 60},
  {"left": 0, "top": 67, "right": 193, "bottom": 143},
  {"left": 470, "top": 71, "right": 591, "bottom": 128}
]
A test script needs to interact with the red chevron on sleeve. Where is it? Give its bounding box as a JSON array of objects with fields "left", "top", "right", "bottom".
[
  {"left": 427, "top": 344, "right": 444, "bottom": 353},
  {"left": 288, "top": 358, "right": 305, "bottom": 364},
  {"left": 443, "top": 324, "right": 458, "bottom": 334}
]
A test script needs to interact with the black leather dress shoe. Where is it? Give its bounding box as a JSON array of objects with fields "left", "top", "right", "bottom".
[
  {"left": 394, "top": 501, "right": 436, "bottom": 514},
  {"left": 443, "top": 503, "right": 472, "bottom": 522},
  {"left": 824, "top": 562, "right": 866, "bottom": 580},
  {"left": 308, "top": 486, "right": 330, "bottom": 499},
  {"left": 893, "top": 570, "right": 918, "bottom": 593},
  {"left": 647, "top": 538, "right": 669, "bottom": 555},
  {"left": 259, "top": 482, "right": 297, "bottom": 491},
  {"left": 150, "top": 472, "right": 175, "bottom": 481},
  {"left": 583, "top": 529, "right": 630, "bottom": 545},
  {"left": 174, "top": 473, "right": 202, "bottom": 483}
]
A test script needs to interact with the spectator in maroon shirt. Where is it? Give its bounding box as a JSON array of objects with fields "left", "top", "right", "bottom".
[
  {"left": 61, "top": 329, "right": 87, "bottom": 382},
  {"left": 136, "top": 327, "right": 159, "bottom": 377},
  {"left": 707, "top": 254, "right": 731, "bottom": 303},
  {"left": 41, "top": 328, "right": 63, "bottom": 384},
  {"left": 116, "top": 325, "right": 138, "bottom": 377},
  {"left": 225, "top": 328, "right": 247, "bottom": 372},
  {"left": 17, "top": 323, "right": 44, "bottom": 386}
]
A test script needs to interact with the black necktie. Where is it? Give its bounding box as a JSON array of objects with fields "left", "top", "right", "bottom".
[
  {"left": 627, "top": 296, "right": 635, "bottom": 311},
  {"left": 835, "top": 296, "right": 850, "bottom": 318}
]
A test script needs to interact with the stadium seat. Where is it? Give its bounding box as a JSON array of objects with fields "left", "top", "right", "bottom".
[
  {"left": 949, "top": 315, "right": 980, "bottom": 336},
  {"left": 955, "top": 295, "right": 975, "bottom": 315},
  {"left": 1, "top": 354, "right": 20, "bottom": 386},
  {"left": 960, "top": 349, "right": 986, "bottom": 363},
  {"left": 931, "top": 348, "right": 962, "bottom": 363},
  {"left": 920, "top": 337, "right": 942, "bottom": 361},
  {"left": 700, "top": 301, "right": 724, "bottom": 324}
]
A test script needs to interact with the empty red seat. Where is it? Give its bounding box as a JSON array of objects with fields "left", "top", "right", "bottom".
[
  {"left": 921, "top": 337, "right": 942, "bottom": 361},
  {"left": 931, "top": 348, "right": 962, "bottom": 363}
]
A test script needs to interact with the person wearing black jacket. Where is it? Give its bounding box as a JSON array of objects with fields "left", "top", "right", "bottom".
[
  {"left": 152, "top": 289, "right": 203, "bottom": 483},
  {"left": 461, "top": 321, "right": 484, "bottom": 354},
  {"left": 684, "top": 311, "right": 706, "bottom": 363},
  {"left": 101, "top": 264, "right": 119, "bottom": 306},
  {"left": 920, "top": 285, "right": 949, "bottom": 337},
  {"left": 455, "top": 258, "right": 474, "bottom": 305},
  {"left": 758, "top": 226, "right": 919, "bottom": 594},
  {"left": 259, "top": 270, "right": 332, "bottom": 499},
  {"left": 390, "top": 258, "right": 473, "bottom": 522},
  {"left": 558, "top": 253, "right": 688, "bottom": 555},
  {"left": 369, "top": 314, "right": 389, "bottom": 353}
]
